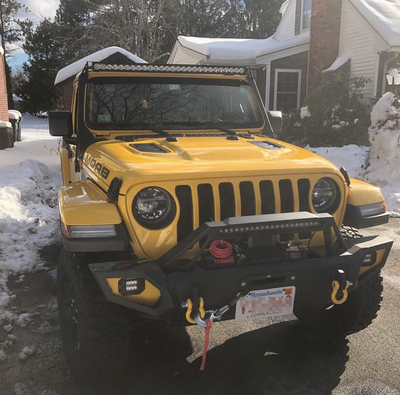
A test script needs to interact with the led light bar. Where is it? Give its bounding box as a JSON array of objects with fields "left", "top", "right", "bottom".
[
  {"left": 218, "top": 221, "right": 323, "bottom": 234},
  {"left": 90, "top": 63, "right": 247, "bottom": 75}
]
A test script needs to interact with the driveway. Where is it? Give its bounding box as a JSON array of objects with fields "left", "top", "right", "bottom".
[{"left": 1, "top": 220, "right": 399, "bottom": 395}]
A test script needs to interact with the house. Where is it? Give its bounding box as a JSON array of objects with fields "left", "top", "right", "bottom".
[
  {"left": 55, "top": 46, "right": 147, "bottom": 110},
  {"left": 0, "top": 46, "right": 13, "bottom": 149},
  {"left": 168, "top": 0, "right": 400, "bottom": 113}
]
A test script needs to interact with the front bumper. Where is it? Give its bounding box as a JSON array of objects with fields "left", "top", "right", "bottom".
[{"left": 89, "top": 212, "right": 393, "bottom": 321}]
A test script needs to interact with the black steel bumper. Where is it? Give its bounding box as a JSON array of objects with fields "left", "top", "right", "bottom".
[{"left": 89, "top": 212, "right": 393, "bottom": 321}]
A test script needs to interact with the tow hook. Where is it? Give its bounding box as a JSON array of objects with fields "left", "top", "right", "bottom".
[{"left": 331, "top": 269, "right": 352, "bottom": 305}]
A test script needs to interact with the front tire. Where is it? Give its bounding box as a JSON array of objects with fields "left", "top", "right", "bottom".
[
  {"left": 57, "top": 249, "right": 132, "bottom": 383},
  {"left": 295, "top": 271, "right": 383, "bottom": 338}
]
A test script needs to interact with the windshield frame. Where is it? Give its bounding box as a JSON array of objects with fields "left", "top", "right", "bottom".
[{"left": 84, "top": 75, "right": 268, "bottom": 134}]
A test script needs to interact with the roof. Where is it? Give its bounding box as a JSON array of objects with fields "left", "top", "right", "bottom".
[
  {"left": 349, "top": 0, "right": 400, "bottom": 47},
  {"left": 55, "top": 46, "right": 147, "bottom": 85},
  {"left": 175, "top": 34, "right": 310, "bottom": 65}
]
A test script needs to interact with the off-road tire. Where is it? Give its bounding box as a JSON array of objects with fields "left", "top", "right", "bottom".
[
  {"left": 57, "top": 248, "right": 132, "bottom": 383},
  {"left": 295, "top": 271, "right": 383, "bottom": 338}
]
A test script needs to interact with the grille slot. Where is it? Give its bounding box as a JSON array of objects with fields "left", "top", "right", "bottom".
[
  {"left": 260, "top": 180, "right": 275, "bottom": 214},
  {"left": 198, "top": 184, "right": 215, "bottom": 225},
  {"left": 298, "top": 179, "right": 311, "bottom": 212},
  {"left": 239, "top": 181, "right": 256, "bottom": 216},
  {"left": 279, "top": 180, "right": 294, "bottom": 213},
  {"left": 175, "top": 178, "right": 315, "bottom": 241},
  {"left": 176, "top": 186, "right": 193, "bottom": 242},
  {"left": 219, "top": 183, "right": 235, "bottom": 220}
]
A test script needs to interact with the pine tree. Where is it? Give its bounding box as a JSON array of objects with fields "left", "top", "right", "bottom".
[{"left": 17, "top": 19, "right": 62, "bottom": 113}]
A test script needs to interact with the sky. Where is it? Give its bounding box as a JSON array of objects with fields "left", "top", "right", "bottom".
[{"left": 7, "top": 0, "right": 60, "bottom": 70}]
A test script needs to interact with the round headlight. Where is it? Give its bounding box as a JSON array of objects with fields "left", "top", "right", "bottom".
[
  {"left": 133, "top": 187, "right": 176, "bottom": 228},
  {"left": 312, "top": 178, "right": 339, "bottom": 213}
]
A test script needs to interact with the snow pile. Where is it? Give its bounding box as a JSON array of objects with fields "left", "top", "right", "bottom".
[
  {"left": 0, "top": 160, "right": 61, "bottom": 323},
  {"left": 364, "top": 92, "right": 400, "bottom": 216},
  {"left": 300, "top": 106, "right": 312, "bottom": 119}
]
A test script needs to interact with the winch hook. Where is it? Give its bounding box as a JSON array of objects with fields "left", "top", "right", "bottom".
[{"left": 331, "top": 269, "right": 350, "bottom": 305}]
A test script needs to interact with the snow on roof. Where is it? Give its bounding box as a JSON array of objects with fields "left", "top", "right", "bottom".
[
  {"left": 349, "top": 0, "right": 400, "bottom": 47},
  {"left": 177, "top": 34, "right": 310, "bottom": 64},
  {"left": 322, "top": 54, "right": 351, "bottom": 73},
  {"left": 279, "top": 0, "right": 290, "bottom": 15},
  {"left": 55, "top": 46, "right": 147, "bottom": 85}
]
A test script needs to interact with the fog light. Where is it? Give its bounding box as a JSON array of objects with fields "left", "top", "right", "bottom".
[
  {"left": 118, "top": 278, "right": 145, "bottom": 296},
  {"left": 362, "top": 251, "right": 377, "bottom": 266}
]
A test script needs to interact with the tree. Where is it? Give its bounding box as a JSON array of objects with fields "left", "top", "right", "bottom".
[
  {"left": 0, "top": 0, "right": 29, "bottom": 107},
  {"left": 16, "top": 19, "right": 62, "bottom": 112}
]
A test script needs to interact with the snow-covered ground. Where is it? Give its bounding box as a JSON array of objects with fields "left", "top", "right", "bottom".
[
  {"left": 0, "top": 115, "right": 61, "bottom": 171},
  {"left": 0, "top": 116, "right": 61, "bottom": 327}
]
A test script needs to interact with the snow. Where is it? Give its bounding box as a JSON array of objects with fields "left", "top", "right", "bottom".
[
  {"left": 0, "top": 115, "right": 60, "bottom": 171},
  {"left": 300, "top": 106, "right": 312, "bottom": 119},
  {"left": 349, "top": 0, "right": 400, "bottom": 48},
  {"left": 370, "top": 92, "right": 396, "bottom": 127},
  {"left": 365, "top": 93, "right": 400, "bottom": 216},
  {"left": 0, "top": 115, "right": 61, "bottom": 325},
  {"left": 55, "top": 46, "right": 147, "bottom": 85},
  {"left": 279, "top": 0, "right": 290, "bottom": 14},
  {"left": 306, "top": 145, "right": 369, "bottom": 179},
  {"left": 18, "top": 346, "right": 34, "bottom": 361},
  {"left": 176, "top": 34, "right": 310, "bottom": 64},
  {"left": 322, "top": 54, "right": 350, "bottom": 73},
  {"left": 306, "top": 93, "right": 400, "bottom": 217}
]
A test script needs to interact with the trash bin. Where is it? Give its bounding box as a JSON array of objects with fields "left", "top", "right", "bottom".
[
  {"left": 8, "top": 110, "right": 22, "bottom": 142},
  {"left": 0, "top": 121, "right": 14, "bottom": 149}
]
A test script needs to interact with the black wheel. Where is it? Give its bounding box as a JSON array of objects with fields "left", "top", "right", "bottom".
[
  {"left": 295, "top": 271, "right": 383, "bottom": 338},
  {"left": 57, "top": 248, "right": 133, "bottom": 383}
]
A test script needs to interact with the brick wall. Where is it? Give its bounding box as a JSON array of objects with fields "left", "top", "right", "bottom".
[
  {"left": 308, "top": 0, "right": 343, "bottom": 90},
  {"left": 0, "top": 49, "right": 9, "bottom": 122}
]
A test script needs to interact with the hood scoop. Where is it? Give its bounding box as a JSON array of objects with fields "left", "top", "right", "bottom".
[
  {"left": 249, "top": 141, "right": 282, "bottom": 150},
  {"left": 130, "top": 143, "right": 170, "bottom": 153}
]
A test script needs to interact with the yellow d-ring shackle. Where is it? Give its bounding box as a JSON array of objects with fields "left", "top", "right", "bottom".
[
  {"left": 331, "top": 280, "right": 349, "bottom": 305},
  {"left": 185, "top": 297, "right": 205, "bottom": 324}
]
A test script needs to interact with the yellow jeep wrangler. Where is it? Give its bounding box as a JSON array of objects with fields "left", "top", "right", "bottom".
[{"left": 49, "top": 63, "right": 392, "bottom": 382}]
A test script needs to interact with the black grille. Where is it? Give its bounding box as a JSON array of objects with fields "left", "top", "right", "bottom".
[
  {"left": 198, "top": 184, "right": 215, "bottom": 225},
  {"left": 176, "top": 186, "right": 193, "bottom": 242},
  {"left": 175, "top": 178, "right": 313, "bottom": 241},
  {"left": 260, "top": 180, "right": 275, "bottom": 214},
  {"left": 239, "top": 181, "right": 256, "bottom": 216},
  {"left": 298, "top": 179, "right": 311, "bottom": 212},
  {"left": 219, "top": 183, "right": 235, "bottom": 220},
  {"left": 279, "top": 180, "right": 294, "bottom": 213}
]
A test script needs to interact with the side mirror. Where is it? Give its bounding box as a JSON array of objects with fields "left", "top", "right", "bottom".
[
  {"left": 49, "top": 111, "right": 73, "bottom": 137},
  {"left": 267, "top": 111, "right": 283, "bottom": 134}
]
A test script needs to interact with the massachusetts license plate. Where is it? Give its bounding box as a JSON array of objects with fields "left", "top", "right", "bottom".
[{"left": 235, "top": 286, "right": 296, "bottom": 321}]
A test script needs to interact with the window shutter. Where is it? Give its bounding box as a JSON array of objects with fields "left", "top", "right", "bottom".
[{"left": 295, "top": 0, "right": 302, "bottom": 35}]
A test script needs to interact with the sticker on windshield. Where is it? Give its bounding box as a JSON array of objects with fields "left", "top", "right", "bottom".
[
  {"left": 169, "top": 84, "right": 181, "bottom": 90},
  {"left": 97, "top": 114, "right": 111, "bottom": 122}
]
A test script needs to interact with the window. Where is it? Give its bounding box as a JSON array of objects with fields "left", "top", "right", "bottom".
[
  {"left": 302, "top": 0, "right": 311, "bottom": 30},
  {"left": 85, "top": 77, "right": 264, "bottom": 130},
  {"left": 274, "top": 69, "right": 302, "bottom": 113}
]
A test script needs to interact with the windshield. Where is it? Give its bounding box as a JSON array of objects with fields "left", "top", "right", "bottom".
[{"left": 85, "top": 77, "right": 264, "bottom": 130}]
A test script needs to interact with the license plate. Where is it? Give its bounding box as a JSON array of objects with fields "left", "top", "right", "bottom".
[{"left": 235, "top": 286, "right": 296, "bottom": 321}]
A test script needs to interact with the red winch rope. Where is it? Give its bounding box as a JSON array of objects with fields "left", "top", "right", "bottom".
[
  {"left": 200, "top": 318, "right": 213, "bottom": 371},
  {"left": 209, "top": 240, "right": 233, "bottom": 259}
]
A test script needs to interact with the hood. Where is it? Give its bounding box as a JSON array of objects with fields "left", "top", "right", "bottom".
[{"left": 83, "top": 135, "right": 343, "bottom": 192}]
